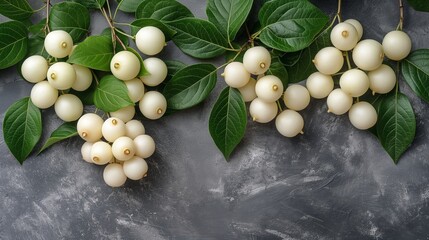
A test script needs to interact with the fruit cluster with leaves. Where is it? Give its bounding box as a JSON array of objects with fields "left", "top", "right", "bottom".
[{"left": 1, "top": 0, "right": 429, "bottom": 188}]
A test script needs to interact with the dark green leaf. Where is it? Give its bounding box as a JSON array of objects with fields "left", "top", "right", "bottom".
[
  {"left": 209, "top": 87, "right": 247, "bottom": 160},
  {"left": 69, "top": 77, "right": 97, "bottom": 105},
  {"left": 126, "top": 47, "right": 148, "bottom": 77},
  {"left": 167, "top": 18, "right": 229, "bottom": 59},
  {"left": 49, "top": 2, "right": 90, "bottom": 43},
  {"left": 376, "top": 93, "right": 416, "bottom": 164},
  {"left": 68, "top": 35, "right": 114, "bottom": 71},
  {"left": 3, "top": 97, "right": 42, "bottom": 164},
  {"left": 258, "top": 0, "right": 329, "bottom": 52},
  {"left": 66, "top": 0, "right": 106, "bottom": 9},
  {"left": 206, "top": 0, "right": 253, "bottom": 42},
  {"left": 402, "top": 49, "right": 429, "bottom": 103},
  {"left": 165, "top": 60, "right": 186, "bottom": 78},
  {"left": 0, "top": 0, "right": 33, "bottom": 20},
  {"left": 267, "top": 57, "right": 288, "bottom": 86},
  {"left": 94, "top": 75, "right": 134, "bottom": 112},
  {"left": 118, "top": 0, "right": 144, "bottom": 13},
  {"left": 130, "top": 18, "right": 176, "bottom": 40},
  {"left": 163, "top": 63, "right": 217, "bottom": 110},
  {"left": 0, "top": 21, "right": 28, "bottom": 69},
  {"left": 38, "top": 122, "right": 78, "bottom": 154},
  {"left": 26, "top": 36, "right": 49, "bottom": 58},
  {"left": 135, "top": 0, "right": 193, "bottom": 21},
  {"left": 407, "top": 0, "right": 429, "bottom": 12},
  {"left": 28, "top": 18, "right": 46, "bottom": 38},
  {"left": 285, "top": 26, "right": 331, "bottom": 83}
]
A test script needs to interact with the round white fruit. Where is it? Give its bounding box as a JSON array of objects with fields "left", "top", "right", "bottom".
[
  {"left": 339, "top": 69, "right": 370, "bottom": 97},
  {"left": 135, "top": 26, "right": 166, "bottom": 56},
  {"left": 125, "top": 120, "right": 145, "bottom": 139},
  {"left": 21, "top": 55, "right": 48, "bottom": 83},
  {"left": 102, "top": 117, "right": 126, "bottom": 142},
  {"left": 344, "top": 19, "right": 363, "bottom": 40},
  {"left": 44, "top": 30, "right": 73, "bottom": 58},
  {"left": 223, "top": 62, "right": 250, "bottom": 88},
  {"left": 103, "top": 163, "right": 127, "bottom": 187},
  {"left": 134, "top": 134, "right": 156, "bottom": 158},
  {"left": 238, "top": 77, "right": 257, "bottom": 102},
  {"left": 348, "top": 101, "right": 378, "bottom": 130},
  {"left": 110, "top": 105, "right": 135, "bottom": 123},
  {"left": 313, "top": 47, "right": 344, "bottom": 75},
  {"left": 80, "top": 142, "right": 94, "bottom": 163},
  {"left": 326, "top": 89, "right": 353, "bottom": 115},
  {"left": 139, "top": 91, "right": 167, "bottom": 120},
  {"left": 123, "top": 156, "right": 148, "bottom": 180},
  {"left": 330, "top": 22, "right": 359, "bottom": 51},
  {"left": 305, "top": 72, "right": 334, "bottom": 99},
  {"left": 72, "top": 64, "right": 92, "bottom": 91},
  {"left": 54, "top": 94, "right": 83, "bottom": 122},
  {"left": 140, "top": 57, "right": 168, "bottom": 87},
  {"left": 125, "top": 78, "right": 145, "bottom": 103},
  {"left": 30, "top": 81, "right": 58, "bottom": 109},
  {"left": 112, "top": 136, "right": 135, "bottom": 161},
  {"left": 382, "top": 30, "right": 412, "bottom": 61},
  {"left": 110, "top": 51, "right": 141, "bottom": 81},
  {"left": 77, "top": 113, "right": 104, "bottom": 142},
  {"left": 352, "top": 39, "right": 384, "bottom": 71},
  {"left": 91, "top": 141, "right": 113, "bottom": 165},
  {"left": 243, "top": 46, "right": 271, "bottom": 75},
  {"left": 47, "top": 62, "right": 76, "bottom": 90},
  {"left": 283, "top": 85, "right": 310, "bottom": 111},
  {"left": 249, "top": 98, "right": 278, "bottom": 123},
  {"left": 255, "top": 75, "right": 284, "bottom": 102},
  {"left": 368, "top": 64, "right": 396, "bottom": 94},
  {"left": 275, "top": 110, "right": 304, "bottom": 137}
]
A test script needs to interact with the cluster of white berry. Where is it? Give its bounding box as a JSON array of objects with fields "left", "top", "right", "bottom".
[{"left": 312, "top": 19, "right": 411, "bottom": 129}]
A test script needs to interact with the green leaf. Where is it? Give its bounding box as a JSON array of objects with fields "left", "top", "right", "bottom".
[
  {"left": 49, "top": 2, "right": 90, "bottom": 43},
  {"left": 209, "top": 87, "right": 247, "bottom": 160},
  {"left": 165, "top": 60, "right": 186, "bottom": 78},
  {"left": 407, "top": 0, "right": 429, "bottom": 12},
  {"left": 0, "top": 0, "right": 33, "bottom": 20},
  {"left": 130, "top": 18, "right": 176, "bottom": 40},
  {"left": 68, "top": 35, "right": 113, "bottom": 71},
  {"left": 285, "top": 26, "right": 331, "bottom": 83},
  {"left": 69, "top": 78, "right": 97, "bottom": 105},
  {"left": 94, "top": 75, "right": 134, "bottom": 112},
  {"left": 135, "top": 0, "right": 193, "bottom": 21},
  {"left": 3, "top": 97, "right": 42, "bottom": 164},
  {"left": 376, "top": 93, "right": 416, "bottom": 164},
  {"left": 100, "top": 27, "right": 129, "bottom": 52},
  {"left": 258, "top": 0, "right": 329, "bottom": 52},
  {"left": 167, "top": 18, "right": 229, "bottom": 59},
  {"left": 28, "top": 18, "right": 46, "bottom": 38},
  {"left": 163, "top": 63, "right": 217, "bottom": 110},
  {"left": 26, "top": 36, "right": 49, "bottom": 58},
  {"left": 66, "top": 0, "right": 106, "bottom": 9},
  {"left": 118, "top": 0, "right": 144, "bottom": 13},
  {"left": 38, "top": 122, "right": 78, "bottom": 154},
  {"left": 0, "top": 21, "right": 28, "bottom": 69},
  {"left": 206, "top": 0, "right": 253, "bottom": 43},
  {"left": 267, "top": 57, "right": 288, "bottom": 87},
  {"left": 126, "top": 47, "right": 148, "bottom": 77},
  {"left": 401, "top": 49, "right": 429, "bottom": 103}
]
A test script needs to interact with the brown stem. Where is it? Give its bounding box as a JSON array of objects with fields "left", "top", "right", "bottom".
[
  {"left": 100, "top": 7, "right": 126, "bottom": 51},
  {"left": 399, "top": 0, "right": 404, "bottom": 30}
]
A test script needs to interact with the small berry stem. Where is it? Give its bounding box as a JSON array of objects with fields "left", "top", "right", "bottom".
[
  {"left": 91, "top": 70, "right": 99, "bottom": 85},
  {"left": 44, "top": 0, "right": 51, "bottom": 34},
  {"left": 276, "top": 100, "right": 283, "bottom": 112},
  {"left": 115, "top": 28, "right": 135, "bottom": 40},
  {"left": 337, "top": 0, "right": 342, "bottom": 22},
  {"left": 100, "top": 7, "right": 127, "bottom": 51},
  {"left": 33, "top": 4, "right": 47, "bottom": 13},
  {"left": 105, "top": 0, "right": 113, "bottom": 19},
  {"left": 113, "top": 0, "right": 124, "bottom": 21},
  {"left": 397, "top": 0, "right": 404, "bottom": 30},
  {"left": 344, "top": 51, "right": 352, "bottom": 69}
]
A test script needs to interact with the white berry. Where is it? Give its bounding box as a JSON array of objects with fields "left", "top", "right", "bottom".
[
  {"left": 135, "top": 26, "right": 166, "bottom": 56},
  {"left": 368, "top": 64, "right": 396, "bottom": 94},
  {"left": 243, "top": 46, "right": 271, "bottom": 75},
  {"left": 112, "top": 136, "right": 135, "bottom": 161},
  {"left": 139, "top": 91, "right": 167, "bottom": 120},
  {"left": 255, "top": 75, "right": 284, "bottom": 102},
  {"left": 110, "top": 51, "right": 141, "bottom": 81},
  {"left": 283, "top": 85, "right": 310, "bottom": 111},
  {"left": 339, "top": 69, "right": 370, "bottom": 97},
  {"left": 327, "top": 89, "right": 353, "bottom": 115},
  {"left": 140, "top": 57, "right": 168, "bottom": 87},
  {"left": 30, "top": 81, "right": 58, "bottom": 109},
  {"left": 124, "top": 78, "right": 145, "bottom": 103},
  {"left": 54, "top": 94, "right": 83, "bottom": 122},
  {"left": 81, "top": 142, "right": 93, "bottom": 163},
  {"left": 223, "top": 62, "right": 250, "bottom": 88},
  {"left": 249, "top": 98, "right": 278, "bottom": 123},
  {"left": 352, "top": 39, "right": 384, "bottom": 71},
  {"left": 330, "top": 22, "right": 359, "bottom": 51},
  {"left": 44, "top": 30, "right": 73, "bottom": 58},
  {"left": 102, "top": 117, "right": 126, "bottom": 142},
  {"left": 125, "top": 120, "right": 145, "bottom": 139},
  {"left": 77, "top": 113, "right": 104, "bottom": 142},
  {"left": 123, "top": 156, "right": 148, "bottom": 180},
  {"left": 344, "top": 19, "right": 363, "bottom": 40},
  {"left": 91, "top": 141, "right": 113, "bottom": 165},
  {"left": 47, "top": 62, "right": 76, "bottom": 90},
  {"left": 382, "top": 30, "right": 412, "bottom": 61},
  {"left": 134, "top": 134, "right": 156, "bottom": 158},
  {"left": 72, "top": 64, "right": 92, "bottom": 91},
  {"left": 305, "top": 72, "right": 334, "bottom": 99},
  {"left": 110, "top": 105, "right": 135, "bottom": 123},
  {"left": 238, "top": 77, "right": 257, "bottom": 102},
  {"left": 103, "top": 163, "right": 127, "bottom": 187},
  {"left": 275, "top": 110, "right": 304, "bottom": 137},
  {"left": 313, "top": 47, "right": 344, "bottom": 75},
  {"left": 21, "top": 55, "right": 48, "bottom": 83},
  {"left": 348, "top": 101, "right": 378, "bottom": 130}
]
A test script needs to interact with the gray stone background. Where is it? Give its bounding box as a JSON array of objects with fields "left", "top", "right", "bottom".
[{"left": 1, "top": 0, "right": 429, "bottom": 239}]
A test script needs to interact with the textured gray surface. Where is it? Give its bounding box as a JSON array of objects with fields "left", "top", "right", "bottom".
[{"left": 1, "top": 0, "right": 429, "bottom": 239}]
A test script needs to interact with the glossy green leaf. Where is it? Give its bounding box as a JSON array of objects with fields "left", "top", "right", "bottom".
[
  {"left": 0, "top": 0, "right": 33, "bottom": 20},
  {"left": 126, "top": 47, "right": 148, "bottom": 77},
  {"left": 28, "top": 18, "right": 46, "bottom": 38},
  {"left": 38, "top": 122, "right": 78, "bottom": 154},
  {"left": 135, "top": 0, "right": 193, "bottom": 21},
  {"left": 165, "top": 60, "right": 186, "bottom": 78},
  {"left": 209, "top": 87, "right": 247, "bottom": 160},
  {"left": 68, "top": 35, "right": 113, "bottom": 71},
  {"left": 49, "top": 2, "right": 90, "bottom": 42},
  {"left": 130, "top": 18, "right": 176, "bottom": 40},
  {"left": 0, "top": 21, "right": 28, "bottom": 69},
  {"left": 118, "top": 0, "right": 144, "bottom": 13},
  {"left": 407, "top": 0, "right": 429, "bottom": 12},
  {"left": 26, "top": 36, "right": 49, "bottom": 58},
  {"left": 66, "top": 0, "right": 106, "bottom": 9},
  {"left": 402, "top": 49, "right": 429, "bottom": 103},
  {"left": 167, "top": 18, "right": 229, "bottom": 59},
  {"left": 285, "top": 26, "right": 331, "bottom": 83},
  {"left": 267, "top": 57, "right": 288, "bottom": 87},
  {"left": 163, "top": 64, "right": 217, "bottom": 110},
  {"left": 206, "top": 0, "right": 253, "bottom": 42},
  {"left": 258, "top": 0, "right": 329, "bottom": 52},
  {"left": 376, "top": 93, "right": 416, "bottom": 164},
  {"left": 94, "top": 75, "right": 133, "bottom": 112},
  {"left": 3, "top": 97, "right": 42, "bottom": 164}
]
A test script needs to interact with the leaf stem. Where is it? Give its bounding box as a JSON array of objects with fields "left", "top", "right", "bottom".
[
  {"left": 100, "top": 7, "right": 127, "bottom": 52},
  {"left": 44, "top": 0, "right": 51, "bottom": 34},
  {"left": 106, "top": 0, "right": 113, "bottom": 19},
  {"left": 33, "top": 4, "right": 47, "bottom": 13},
  {"left": 113, "top": 0, "right": 124, "bottom": 21},
  {"left": 114, "top": 22, "right": 132, "bottom": 26},
  {"left": 397, "top": 0, "right": 404, "bottom": 30},
  {"left": 337, "top": 0, "right": 342, "bottom": 22},
  {"left": 115, "top": 28, "right": 135, "bottom": 40},
  {"left": 395, "top": 61, "right": 401, "bottom": 94}
]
